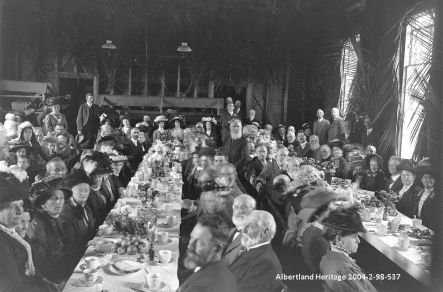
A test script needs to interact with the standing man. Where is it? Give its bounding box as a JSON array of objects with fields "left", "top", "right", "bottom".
[
  {"left": 313, "top": 109, "right": 330, "bottom": 146},
  {"left": 327, "top": 107, "right": 345, "bottom": 143},
  {"left": 126, "top": 127, "right": 145, "bottom": 173},
  {"left": 234, "top": 100, "right": 245, "bottom": 122},
  {"left": 177, "top": 215, "right": 237, "bottom": 292},
  {"left": 360, "top": 115, "right": 379, "bottom": 148},
  {"left": 76, "top": 93, "right": 102, "bottom": 149},
  {"left": 220, "top": 102, "right": 238, "bottom": 144}
]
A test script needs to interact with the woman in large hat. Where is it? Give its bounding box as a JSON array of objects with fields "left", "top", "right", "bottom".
[
  {"left": 26, "top": 177, "right": 74, "bottom": 282},
  {"left": 43, "top": 97, "right": 68, "bottom": 135},
  {"left": 0, "top": 172, "right": 55, "bottom": 291},
  {"left": 320, "top": 205, "right": 378, "bottom": 292},
  {"left": 170, "top": 115, "right": 185, "bottom": 142},
  {"left": 119, "top": 115, "right": 132, "bottom": 137},
  {"left": 153, "top": 115, "right": 170, "bottom": 141},
  {"left": 59, "top": 172, "right": 96, "bottom": 260},
  {"left": 395, "top": 159, "right": 422, "bottom": 218},
  {"left": 412, "top": 158, "right": 437, "bottom": 230}
]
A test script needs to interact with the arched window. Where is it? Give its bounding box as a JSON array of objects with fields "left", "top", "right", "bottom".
[
  {"left": 398, "top": 10, "right": 434, "bottom": 158},
  {"left": 338, "top": 37, "right": 359, "bottom": 115}
]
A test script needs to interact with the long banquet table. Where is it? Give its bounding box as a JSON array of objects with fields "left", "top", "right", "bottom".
[
  {"left": 360, "top": 213, "right": 431, "bottom": 286},
  {"left": 63, "top": 155, "right": 182, "bottom": 292}
]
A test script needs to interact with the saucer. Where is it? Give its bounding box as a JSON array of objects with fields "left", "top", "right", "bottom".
[
  {"left": 148, "top": 257, "right": 174, "bottom": 266},
  {"left": 132, "top": 281, "right": 169, "bottom": 292},
  {"left": 73, "top": 276, "right": 103, "bottom": 287},
  {"left": 155, "top": 239, "right": 172, "bottom": 245},
  {"left": 374, "top": 232, "right": 389, "bottom": 237},
  {"left": 79, "top": 262, "right": 106, "bottom": 270},
  {"left": 158, "top": 223, "right": 178, "bottom": 228}
]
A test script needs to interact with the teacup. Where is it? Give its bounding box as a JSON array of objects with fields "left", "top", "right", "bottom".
[
  {"left": 83, "top": 268, "right": 98, "bottom": 283},
  {"left": 398, "top": 237, "right": 410, "bottom": 249},
  {"left": 157, "top": 232, "right": 169, "bottom": 244},
  {"left": 362, "top": 209, "right": 371, "bottom": 221},
  {"left": 85, "top": 256, "right": 100, "bottom": 269},
  {"left": 158, "top": 250, "right": 172, "bottom": 264},
  {"left": 166, "top": 215, "right": 177, "bottom": 226},
  {"left": 376, "top": 223, "right": 388, "bottom": 235},
  {"left": 412, "top": 219, "right": 422, "bottom": 228},
  {"left": 146, "top": 273, "right": 161, "bottom": 290}
]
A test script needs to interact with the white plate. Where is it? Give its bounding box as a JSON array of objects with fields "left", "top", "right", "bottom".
[
  {"left": 73, "top": 276, "right": 103, "bottom": 287},
  {"left": 132, "top": 281, "right": 169, "bottom": 292},
  {"left": 393, "top": 245, "right": 409, "bottom": 251},
  {"left": 111, "top": 260, "right": 142, "bottom": 274}
]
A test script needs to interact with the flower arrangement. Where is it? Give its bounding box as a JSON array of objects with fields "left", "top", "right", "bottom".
[{"left": 105, "top": 202, "right": 156, "bottom": 235}]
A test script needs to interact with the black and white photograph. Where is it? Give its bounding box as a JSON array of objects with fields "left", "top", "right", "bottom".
[{"left": 0, "top": 0, "right": 442, "bottom": 291}]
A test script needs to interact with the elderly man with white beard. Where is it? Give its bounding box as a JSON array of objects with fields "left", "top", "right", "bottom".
[
  {"left": 177, "top": 215, "right": 237, "bottom": 292},
  {"left": 308, "top": 135, "right": 322, "bottom": 161},
  {"left": 222, "top": 119, "right": 249, "bottom": 172},
  {"left": 222, "top": 195, "right": 256, "bottom": 267},
  {"left": 228, "top": 210, "right": 285, "bottom": 292}
]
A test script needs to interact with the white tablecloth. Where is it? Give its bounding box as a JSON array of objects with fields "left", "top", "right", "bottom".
[{"left": 63, "top": 198, "right": 182, "bottom": 292}]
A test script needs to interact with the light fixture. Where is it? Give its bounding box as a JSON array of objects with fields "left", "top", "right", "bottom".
[
  {"left": 177, "top": 42, "right": 192, "bottom": 53},
  {"left": 101, "top": 40, "right": 117, "bottom": 55}
]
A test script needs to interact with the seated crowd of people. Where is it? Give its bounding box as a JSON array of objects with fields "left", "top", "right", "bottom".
[{"left": 0, "top": 93, "right": 438, "bottom": 292}]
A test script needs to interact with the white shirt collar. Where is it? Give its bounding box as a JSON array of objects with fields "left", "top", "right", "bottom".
[
  {"left": 312, "top": 222, "right": 324, "bottom": 230},
  {"left": 247, "top": 241, "right": 270, "bottom": 251},
  {"left": 300, "top": 141, "right": 307, "bottom": 148},
  {"left": 318, "top": 118, "right": 324, "bottom": 122},
  {"left": 194, "top": 267, "right": 201, "bottom": 273},
  {"left": 131, "top": 138, "right": 138, "bottom": 145},
  {"left": 391, "top": 173, "right": 400, "bottom": 181}
]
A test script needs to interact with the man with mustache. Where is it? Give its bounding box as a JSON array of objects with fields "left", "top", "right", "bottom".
[
  {"left": 178, "top": 215, "right": 237, "bottom": 292},
  {"left": 222, "top": 195, "right": 256, "bottom": 267},
  {"left": 228, "top": 210, "right": 284, "bottom": 292}
]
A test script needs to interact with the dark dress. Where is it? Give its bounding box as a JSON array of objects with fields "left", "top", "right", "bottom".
[
  {"left": 361, "top": 170, "right": 387, "bottom": 192},
  {"left": 396, "top": 184, "right": 422, "bottom": 218},
  {"left": 413, "top": 189, "right": 438, "bottom": 230},
  {"left": 26, "top": 210, "right": 75, "bottom": 282},
  {"left": 0, "top": 229, "right": 50, "bottom": 292}
]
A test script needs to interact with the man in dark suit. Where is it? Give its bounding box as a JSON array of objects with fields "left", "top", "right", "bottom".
[
  {"left": 76, "top": 93, "right": 103, "bottom": 149},
  {"left": 220, "top": 102, "right": 238, "bottom": 144},
  {"left": 313, "top": 109, "right": 330, "bottom": 146},
  {"left": 222, "top": 195, "right": 256, "bottom": 267},
  {"left": 177, "top": 215, "right": 237, "bottom": 292},
  {"left": 294, "top": 130, "right": 310, "bottom": 158},
  {"left": 385, "top": 156, "right": 403, "bottom": 192},
  {"left": 228, "top": 210, "right": 285, "bottom": 292},
  {"left": 125, "top": 127, "right": 145, "bottom": 173},
  {"left": 360, "top": 115, "right": 379, "bottom": 148},
  {"left": 223, "top": 119, "right": 249, "bottom": 172},
  {"left": 244, "top": 109, "right": 260, "bottom": 127},
  {"left": 327, "top": 108, "right": 345, "bottom": 143}
]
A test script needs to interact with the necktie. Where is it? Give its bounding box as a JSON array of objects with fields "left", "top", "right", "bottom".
[{"left": 103, "top": 176, "right": 115, "bottom": 202}]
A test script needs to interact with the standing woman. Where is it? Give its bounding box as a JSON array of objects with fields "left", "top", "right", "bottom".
[
  {"left": 152, "top": 115, "right": 170, "bottom": 141},
  {"left": 170, "top": 115, "right": 185, "bottom": 142},
  {"left": 43, "top": 97, "right": 68, "bottom": 135},
  {"left": 202, "top": 117, "right": 220, "bottom": 147},
  {"left": 119, "top": 116, "right": 132, "bottom": 137},
  {"left": 0, "top": 172, "right": 56, "bottom": 291}
]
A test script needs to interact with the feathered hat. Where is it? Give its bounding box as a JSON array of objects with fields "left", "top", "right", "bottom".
[{"left": 322, "top": 204, "right": 366, "bottom": 234}]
